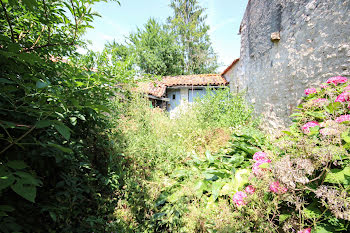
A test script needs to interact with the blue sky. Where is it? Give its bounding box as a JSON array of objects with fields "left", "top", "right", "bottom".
[{"left": 83, "top": 0, "right": 248, "bottom": 72}]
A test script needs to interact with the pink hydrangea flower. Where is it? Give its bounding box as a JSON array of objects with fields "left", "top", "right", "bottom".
[
  {"left": 335, "top": 91, "right": 350, "bottom": 102},
  {"left": 312, "top": 98, "right": 329, "bottom": 107},
  {"left": 326, "top": 76, "right": 348, "bottom": 85},
  {"left": 253, "top": 151, "right": 268, "bottom": 161},
  {"left": 269, "top": 181, "right": 287, "bottom": 194},
  {"left": 245, "top": 185, "right": 256, "bottom": 194},
  {"left": 302, "top": 121, "right": 320, "bottom": 134},
  {"left": 304, "top": 88, "right": 317, "bottom": 95},
  {"left": 335, "top": 115, "right": 350, "bottom": 123},
  {"left": 298, "top": 228, "right": 312, "bottom": 233},
  {"left": 345, "top": 85, "right": 350, "bottom": 91},
  {"left": 313, "top": 98, "right": 328, "bottom": 104},
  {"left": 232, "top": 191, "right": 247, "bottom": 207},
  {"left": 320, "top": 83, "right": 328, "bottom": 89},
  {"left": 252, "top": 159, "right": 271, "bottom": 176}
]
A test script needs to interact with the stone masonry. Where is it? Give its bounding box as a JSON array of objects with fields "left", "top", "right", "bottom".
[{"left": 226, "top": 0, "right": 350, "bottom": 129}]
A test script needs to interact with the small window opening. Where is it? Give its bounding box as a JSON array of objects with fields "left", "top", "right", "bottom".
[{"left": 172, "top": 94, "right": 176, "bottom": 100}]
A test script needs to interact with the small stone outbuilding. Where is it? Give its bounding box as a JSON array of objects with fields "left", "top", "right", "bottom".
[{"left": 141, "top": 74, "right": 228, "bottom": 112}]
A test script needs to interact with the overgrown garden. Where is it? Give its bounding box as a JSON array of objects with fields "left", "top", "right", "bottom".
[{"left": 0, "top": 0, "right": 349, "bottom": 232}]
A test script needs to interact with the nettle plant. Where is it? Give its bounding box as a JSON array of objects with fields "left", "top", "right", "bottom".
[{"left": 230, "top": 76, "right": 350, "bottom": 232}]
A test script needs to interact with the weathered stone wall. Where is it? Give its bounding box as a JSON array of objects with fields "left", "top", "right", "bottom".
[{"left": 229, "top": 0, "right": 350, "bottom": 129}]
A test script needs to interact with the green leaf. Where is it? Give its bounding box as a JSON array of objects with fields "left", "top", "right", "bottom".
[
  {"left": 35, "top": 120, "right": 52, "bottom": 128},
  {"left": 211, "top": 180, "right": 225, "bottom": 201},
  {"left": 49, "top": 212, "right": 57, "bottom": 222},
  {"left": 167, "top": 190, "right": 183, "bottom": 203},
  {"left": 314, "top": 224, "right": 336, "bottom": 233},
  {"left": 303, "top": 202, "right": 322, "bottom": 219},
  {"left": 0, "top": 205, "right": 15, "bottom": 212},
  {"left": 0, "top": 174, "right": 15, "bottom": 190},
  {"left": 341, "top": 132, "right": 350, "bottom": 143},
  {"left": 0, "top": 78, "right": 14, "bottom": 84},
  {"left": 153, "top": 212, "right": 166, "bottom": 219},
  {"left": 231, "top": 169, "right": 250, "bottom": 192},
  {"left": 70, "top": 117, "right": 77, "bottom": 126},
  {"left": 259, "top": 162, "right": 269, "bottom": 169},
  {"left": 91, "top": 104, "right": 111, "bottom": 113},
  {"left": 47, "top": 142, "right": 73, "bottom": 153},
  {"left": 36, "top": 80, "right": 49, "bottom": 89},
  {"left": 11, "top": 181, "right": 36, "bottom": 203},
  {"left": 194, "top": 180, "right": 208, "bottom": 198},
  {"left": 6, "top": 160, "right": 28, "bottom": 169},
  {"left": 279, "top": 213, "right": 290, "bottom": 223},
  {"left": 14, "top": 171, "right": 41, "bottom": 186},
  {"left": 53, "top": 122, "right": 71, "bottom": 140},
  {"left": 22, "top": 0, "right": 37, "bottom": 10},
  {"left": 324, "top": 167, "right": 350, "bottom": 185},
  {"left": 281, "top": 130, "right": 292, "bottom": 136},
  {"left": 205, "top": 150, "right": 214, "bottom": 163}
]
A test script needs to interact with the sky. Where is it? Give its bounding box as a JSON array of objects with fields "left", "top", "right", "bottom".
[{"left": 83, "top": 0, "right": 248, "bottom": 73}]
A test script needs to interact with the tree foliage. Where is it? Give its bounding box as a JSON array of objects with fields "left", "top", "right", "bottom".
[
  {"left": 106, "top": 0, "right": 219, "bottom": 76},
  {"left": 0, "top": 0, "right": 130, "bottom": 232},
  {"left": 128, "top": 18, "right": 184, "bottom": 76},
  {"left": 168, "top": 0, "right": 218, "bottom": 74}
]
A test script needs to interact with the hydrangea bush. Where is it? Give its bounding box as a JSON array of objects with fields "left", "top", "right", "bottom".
[{"left": 230, "top": 76, "right": 350, "bottom": 232}]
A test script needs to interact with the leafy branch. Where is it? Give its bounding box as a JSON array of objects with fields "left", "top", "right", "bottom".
[{"left": 1, "top": 0, "right": 15, "bottom": 42}]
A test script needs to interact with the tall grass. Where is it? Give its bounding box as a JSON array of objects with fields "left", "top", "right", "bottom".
[{"left": 109, "top": 87, "right": 259, "bottom": 231}]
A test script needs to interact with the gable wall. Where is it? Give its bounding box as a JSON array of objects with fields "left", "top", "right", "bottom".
[{"left": 232, "top": 0, "right": 350, "bottom": 129}]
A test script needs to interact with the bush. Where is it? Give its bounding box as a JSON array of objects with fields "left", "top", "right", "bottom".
[{"left": 226, "top": 76, "right": 350, "bottom": 233}]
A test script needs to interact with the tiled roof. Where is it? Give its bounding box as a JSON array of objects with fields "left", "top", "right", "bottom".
[
  {"left": 140, "top": 74, "right": 228, "bottom": 98},
  {"left": 161, "top": 74, "right": 228, "bottom": 86},
  {"left": 221, "top": 58, "right": 239, "bottom": 76}
]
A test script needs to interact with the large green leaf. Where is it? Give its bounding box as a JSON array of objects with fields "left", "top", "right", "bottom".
[
  {"left": 0, "top": 174, "right": 15, "bottom": 190},
  {"left": 303, "top": 202, "right": 322, "bottom": 219},
  {"left": 211, "top": 180, "right": 226, "bottom": 201},
  {"left": 36, "top": 80, "right": 49, "bottom": 89},
  {"left": 35, "top": 120, "right": 53, "bottom": 128},
  {"left": 47, "top": 142, "right": 73, "bottom": 153},
  {"left": 6, "top": 160, "right": 28, "bottom": 170},
  {"left": 324, "top": 166, "right": 350, "bottom": 185},
  {"left": 53, "top": 122, "right": 71, "bottom": 140},
  {"left": 14, "top": 171, "right": 42, "bottom": 186},
  {"left": 11, "top": 181, "right": 37, "bottom": 203}
]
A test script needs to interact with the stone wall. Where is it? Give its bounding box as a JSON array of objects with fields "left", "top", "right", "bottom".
[{"left": 228, "top": 0, "right": 350, "bottom": 129}]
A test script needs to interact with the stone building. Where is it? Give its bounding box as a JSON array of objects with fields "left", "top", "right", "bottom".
[
  {"left": 140, "top": 74, "right": 228, "bottom": 114},
  {"left": 222, "top": 0, "right": 350, "bottom": 129}
]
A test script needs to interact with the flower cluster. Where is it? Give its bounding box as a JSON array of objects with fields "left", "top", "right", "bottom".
[
  {"left": 302, "top": 121, "right": 319, "bottom": 134},
  {"left": 269, "top": 181, "right": 287, "bottom": 194},
  {"left": 297, "top": 228, "right": 312, "bottom": 233},
  {"left": 335, "top": 115, "right": 350, "bottom": 123},
  {"left": 252, "top": 151, "right": 271, "bottom": 176},
  {"left": 335, "top": 91, "right": 350, "bottom": 102},
  {"left": 326, "top": 76, "right": 348, "bottom": 85},
  {"left": 232, "top": 191, "right": 247, "bottom": 207},
  {"left": 304, "top": 88, "right": 317, "bottom": 95},
  {"left": 232, "top": 185, "right": 255, "bottom": 207},
  {"left": 245, "top": 185, "right": 255, "bottom": 194},
  {"left": 312, "top": 98, "right": 329, "bottom": 106}
]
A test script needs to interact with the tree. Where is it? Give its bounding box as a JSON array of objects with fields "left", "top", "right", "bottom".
[
  {"left": 0, "top": 0, "right": 130, "bottom": 232},
  {"left": 168, "top": 0, "right": 218, "bottom": 74},
  {"left": 128, "top": 18, "right": 184, "bottom": 76}
]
